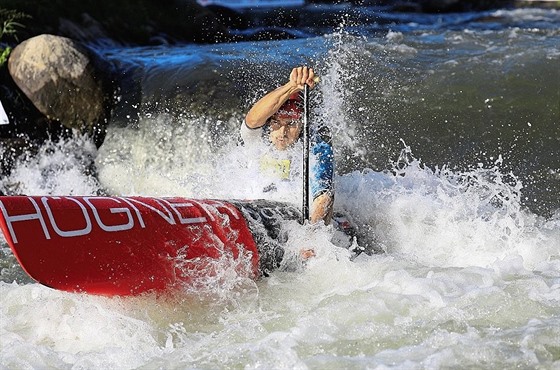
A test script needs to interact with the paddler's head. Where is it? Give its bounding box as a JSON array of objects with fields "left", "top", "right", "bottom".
[{"left": 268, "top": 92, "right": 303, "bottom": 150}]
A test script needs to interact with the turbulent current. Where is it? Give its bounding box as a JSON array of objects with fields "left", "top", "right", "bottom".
[{"left": 1, "top": 7, "right": 559, "bottom": 370}]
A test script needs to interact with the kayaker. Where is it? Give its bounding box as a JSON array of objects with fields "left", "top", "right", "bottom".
[{"left": 240, "top": 66, "right": 334, "bottom": 225}]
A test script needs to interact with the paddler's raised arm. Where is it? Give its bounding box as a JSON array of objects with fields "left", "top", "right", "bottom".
[
  {"left": 245, "top": 83, "right": 298, "bottom": 128},
  {"left": 245, "top": 66, "right": 316, "bottom": 128}
]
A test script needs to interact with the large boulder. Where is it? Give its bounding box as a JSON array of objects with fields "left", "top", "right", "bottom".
[{"left": 7, "top": 34, "right": 107, "bottom": 135}]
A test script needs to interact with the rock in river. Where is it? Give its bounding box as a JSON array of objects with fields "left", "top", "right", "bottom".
[{"left": 7, "top": 34, "right": 107, "bottom": 135}]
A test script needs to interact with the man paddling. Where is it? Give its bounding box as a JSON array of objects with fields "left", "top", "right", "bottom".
[{"left": 240, "top": 66, "right": 334, "bottom": 225}]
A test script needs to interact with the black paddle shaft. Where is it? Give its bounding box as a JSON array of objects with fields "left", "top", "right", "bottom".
[{"left": 302, "top": 83, "right": 310, "bottom": 224}]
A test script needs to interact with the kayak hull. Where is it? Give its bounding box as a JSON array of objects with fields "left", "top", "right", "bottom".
[{"left": 0, "top": 196, "right": 262, "bottom": 296}]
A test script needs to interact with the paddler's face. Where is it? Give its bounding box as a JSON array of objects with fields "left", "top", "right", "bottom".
[{"left": 268, "top": 116, "right": 302, "bottom": 150}]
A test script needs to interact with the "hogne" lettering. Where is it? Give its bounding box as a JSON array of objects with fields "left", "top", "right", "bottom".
[{"left": 0, "top": 196, "right": 241, "bottom": 244}]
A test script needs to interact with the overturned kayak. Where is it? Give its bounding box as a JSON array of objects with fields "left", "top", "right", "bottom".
[{"left": 0, "top": 195, "right": 301, "bottom": 296}]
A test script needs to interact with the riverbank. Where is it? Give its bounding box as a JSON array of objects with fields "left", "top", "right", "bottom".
[{"left": 1, "top": 1, "right": 558, "bottom": 46}]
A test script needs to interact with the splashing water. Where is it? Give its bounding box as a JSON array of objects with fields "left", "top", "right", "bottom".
[
  {"left": 1, "top": 133, "right": 101, "bottom": 196},
  {"left": 1, "top": 11, "right": 560, "bottom": 368},
  {"left": 336, "top": 144, "right": 560, "bottom": 271}
]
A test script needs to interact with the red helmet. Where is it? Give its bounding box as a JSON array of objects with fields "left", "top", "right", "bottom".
[{"left": 276, "top": 92, "right": 302, "bottom": 119}]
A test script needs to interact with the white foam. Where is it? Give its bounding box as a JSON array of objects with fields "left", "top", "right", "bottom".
[
  {"left": 336, "top": 157, "right": 560, "bottom": 271},
  {"left": 1, "top": 134, "right": 100, "bottom": 196},
  {"left": 1, "top": 122, "right": 559, "bottom": 370},
  {"left": 1, "top": 25, "right": 559, "bottom": 369}
]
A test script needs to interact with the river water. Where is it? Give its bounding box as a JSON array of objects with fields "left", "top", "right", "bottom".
[{"left": 1, "top": 6, "right": 559, "bottom": 369}]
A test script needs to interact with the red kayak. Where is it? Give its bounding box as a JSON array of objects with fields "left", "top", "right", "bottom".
[{"left": 0, "top": 195, "right": 300, "bottom": 296}]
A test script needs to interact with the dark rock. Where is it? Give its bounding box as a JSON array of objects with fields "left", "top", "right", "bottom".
[
  {"left": 0, "top": 137, "right": 34, "bottom": 176},
  {"left": 8, "top": 35, "right": 107, "bottom": 137},
  {"left": 58, "top": 13, "right": 113, "bottom": 45},
  {"left": 0, "top": 63, "right": 65, "bottom": 141},
  {"left": 0, "top": 0, "right": 232, "bottom": 46}
]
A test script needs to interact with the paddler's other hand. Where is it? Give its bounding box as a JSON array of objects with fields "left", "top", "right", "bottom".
[
  {"left": 300, "top": 248, "right": 316, "bottom": 260},
  {"left": 289, "top": 66, "right": 316, "bottom": 91}
]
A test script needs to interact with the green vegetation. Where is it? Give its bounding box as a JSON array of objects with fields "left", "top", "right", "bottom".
[
  {"left": 0, "top": 8, "right": 30, "bottom": 67},
  {"left": 0, "top": 9, "right": 29, "bottom": 40}
]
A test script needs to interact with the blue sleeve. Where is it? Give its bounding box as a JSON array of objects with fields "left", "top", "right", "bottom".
[{"left": 310, "top": 127, "right": 334, "bottom": 200}]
